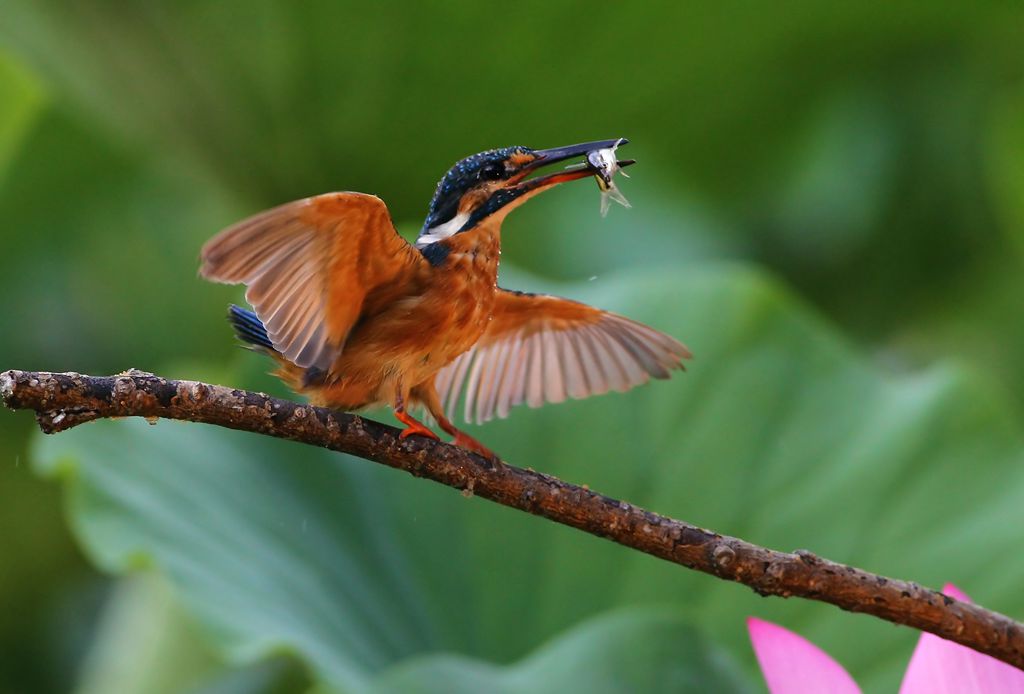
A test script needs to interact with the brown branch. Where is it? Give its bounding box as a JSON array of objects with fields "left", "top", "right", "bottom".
[{"left": 3, "top": 368, "right": 1024, "bottom": 670}]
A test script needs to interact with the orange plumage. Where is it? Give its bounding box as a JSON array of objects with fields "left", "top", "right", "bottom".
[{"left": 200, "top": 140, "right": 690, "bottom": 459}]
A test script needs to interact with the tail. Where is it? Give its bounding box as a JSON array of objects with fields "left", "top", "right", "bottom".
[
  {"left": 228, "top": 304, "right": 313, "bottom": 390},
  {"left": 228, "top": 304, "right": 275, "bottom": 352}
]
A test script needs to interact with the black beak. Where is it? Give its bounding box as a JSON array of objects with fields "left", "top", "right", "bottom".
[
  {"left": 529, "top": 138, "right": 629, "bottom": 169},
  {"left": 510, "top": 138, "right": 634, "bottom": 192}
]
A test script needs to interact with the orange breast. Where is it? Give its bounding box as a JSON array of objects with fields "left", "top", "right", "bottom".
[{"left": 303, "top": 225, "right": 502, "bottom": 409}]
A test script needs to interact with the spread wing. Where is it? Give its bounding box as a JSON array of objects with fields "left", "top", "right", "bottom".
[
  {"left": 434, "top": 289, "right": 691, "bottom": 424},
  {"left": 200, "top": 192, "right": 423, "bottom": 370}
]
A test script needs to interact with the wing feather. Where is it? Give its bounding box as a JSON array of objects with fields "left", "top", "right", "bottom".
[
  {"left": 542, "top": 330, "right": 567, "bottom": 404},
  {"left": 601, "top": 325, "right": 647, "bottom": 388},
  {"left": 561, "top": 331, "right": 590, "bottom": 400},
  {"left": 201, "top": 192, "right": 422, "bottom": 370},
  {"left": 473, "top": 342, "right": 500, "bottom": 425},
  {"left": 435, "top": 289, "right": 690, "bottom": 424},
  {"left": 587, "top": 326, "right": 630, "bottom": 392},
  {"left": 572, "top": 328, "right": 607, "bottom": 396},
  {"left": 496, "top": 334, "right": 526, "bottom": 419},
  {"left": 462, "top": 345, "right": 488, "bottom": 424},
  {"left": 525, "top": 332, "right": 545, "bottom": 409},
  {"left": 483, "top": 337, "right": 513, "bottom": 423}
]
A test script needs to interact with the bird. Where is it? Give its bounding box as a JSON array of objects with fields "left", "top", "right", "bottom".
[{"left": 199, "top": 139, "right": 691, "bottom": 460}]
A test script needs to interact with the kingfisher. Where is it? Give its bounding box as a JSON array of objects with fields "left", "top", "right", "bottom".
[{"left": 200, "top": 139, "right": 690, "bottom": 460}]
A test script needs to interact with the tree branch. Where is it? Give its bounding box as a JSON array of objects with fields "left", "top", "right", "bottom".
[{"left": 4, "top": 368, "right": 1024, "bottom": 670}]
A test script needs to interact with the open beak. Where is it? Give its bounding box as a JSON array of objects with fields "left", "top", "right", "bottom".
[{"left": 511, "top": 138, "right": 635, "bottom": 191}]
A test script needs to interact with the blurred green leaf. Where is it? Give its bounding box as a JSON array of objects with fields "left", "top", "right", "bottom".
[
  {"left": 0, "top": 52, "right": 101, "bottom": 694},
  {"left": 508, "top": 169, "right": 739, "bottom": 281},
  {"left": 0, "top": 51, "right": 45, "bottom": 185},
  {"left": 988, "top": 90, "right": 1024, "bottom": 257},
  {"left": 73, "top": 575, "right": 221, "bottom": 694},
  {"left": 367, "top": 609, "right": 751, "bottom": 694},
  {"left": 753, "top": 89, "right": 897, "bottom": 268},
  {"left": 30, "top": 266, "right": 1024, "bottom": 692},
  {"left": 71, "top": 573, "right": 309, "bottom": 694},
  {"left": 0, "top": 102, "right": 246, "bottom": 374},
  {"left": 2, "top": 2, "right": 1019, "bottom": 210}
]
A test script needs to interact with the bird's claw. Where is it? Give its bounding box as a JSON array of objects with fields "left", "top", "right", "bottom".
[
  {"left": 398, "top": 422, "right": 440, "bottom": 441},
  {"left": 453, "top": 432, "right": 502, "bottom": 466}
]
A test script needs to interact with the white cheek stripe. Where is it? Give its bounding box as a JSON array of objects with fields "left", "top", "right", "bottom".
[{"left": 416, "top": 212, "right": 470, "bottom": 248}]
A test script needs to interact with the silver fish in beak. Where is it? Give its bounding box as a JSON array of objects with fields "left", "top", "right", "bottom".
[{"left": 568, "top": 138, "right": 634, "bottom": 217}]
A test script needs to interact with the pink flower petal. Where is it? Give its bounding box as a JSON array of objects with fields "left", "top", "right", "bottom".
[
  {"left": 748, "top": 617, "right": 862, "bottom": 694},
  {"left": 941, "top": 583, "right": 971, "bottom": 603},
  {"left": 899, "top": 584, "right": 1024, "bottom": 694}
]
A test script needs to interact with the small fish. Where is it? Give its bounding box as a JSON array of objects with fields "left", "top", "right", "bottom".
[{"left": 586, "top": 138, "right": 631, "bottom": 217}]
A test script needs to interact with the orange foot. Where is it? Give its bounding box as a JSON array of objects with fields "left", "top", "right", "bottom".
[
  {"left": 396, "top": 411, "right": 440, "bottom": 441},
  {"left": 452, "top": 432, "right": 501, "bottom": 464}
]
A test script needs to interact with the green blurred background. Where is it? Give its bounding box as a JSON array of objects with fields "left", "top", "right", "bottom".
[{"left": 2, "top": 2, "right": 1024, "bottom": 692}]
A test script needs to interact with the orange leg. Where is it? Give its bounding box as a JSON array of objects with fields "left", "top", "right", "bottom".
[
  {"left": 395, "top": 409, "right": 440, "bottom": 441},
  {"left": 394, "top": 378, "right": 440, "bottom": 442},
  {"left": 412, "top": 381, "right": 500, "bottom": 462}
]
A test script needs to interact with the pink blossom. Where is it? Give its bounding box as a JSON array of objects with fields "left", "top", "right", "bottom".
[{"left": 747, "top": 584, "right": 1024, "bottom": 694}]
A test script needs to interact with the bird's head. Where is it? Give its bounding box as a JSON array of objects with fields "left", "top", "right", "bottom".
[{"left": 417, "top": 139, "right": 632, "bottom": 247}]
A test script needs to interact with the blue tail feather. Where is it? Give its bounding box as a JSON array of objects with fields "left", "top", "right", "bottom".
[{"left": 228, "top": 304, "right": 275, "bottom": 351}]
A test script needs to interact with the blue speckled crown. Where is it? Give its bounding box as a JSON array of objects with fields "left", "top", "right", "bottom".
[{"left": 421, "top": 146, "right": 530, "bottom": 234}]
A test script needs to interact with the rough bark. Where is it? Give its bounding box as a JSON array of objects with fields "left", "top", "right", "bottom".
[{"left": 4, "top": 368, "right": 1024, "bottom": 670}]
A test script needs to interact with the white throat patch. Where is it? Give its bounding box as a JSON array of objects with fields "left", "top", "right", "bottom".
[{"left": 416, "top": 212, "right": 470, "bottom": 248}]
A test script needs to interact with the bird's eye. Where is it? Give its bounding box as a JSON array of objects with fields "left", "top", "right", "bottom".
[{"left": 480, "top": 163, "right": 504, "bottom": 181}]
